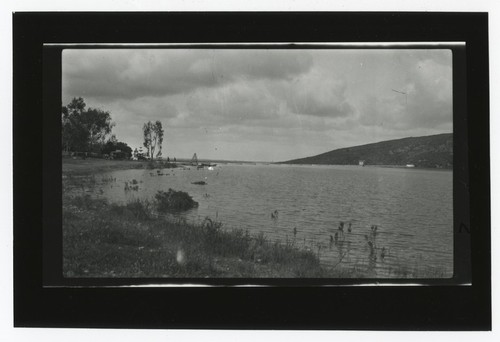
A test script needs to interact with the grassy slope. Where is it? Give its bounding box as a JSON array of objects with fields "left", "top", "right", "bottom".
[
  {"left": 282, "top": 133, "right": 453, "bottom": 168},
  {"left": 63, "top": 194, "right": 329, "bottom": 278}
]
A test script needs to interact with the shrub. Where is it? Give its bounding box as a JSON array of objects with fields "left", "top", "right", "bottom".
[
  {"left": 67, "top": 194, "right": 107, "bottom": 210},
  {"left": 109, "top": 199, "right": 151, "bottom": 220},
  {"left": 125, "top": 199, "right": 151, "bottom": 220},
  {"left": 154, "top": 189, "right": 199, "bottom": 212}
]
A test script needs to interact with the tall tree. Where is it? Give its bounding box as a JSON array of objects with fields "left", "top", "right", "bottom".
[
  {"left": 62, "top": 97, "right": 114, "bottom": 153},
  {"left": 62, "top": 97, "right": 87, "bottom": 152},
  {"left": 82, "top": 108, "right": 115, "bottom": 152},
  {"left": 153, "top": 121, "right": 164, "bottom": 158},
  {"left": 143, "top": 120, "right": 164, "bottom": 159},
  {"left": 143, "top": 122, "right": 153, "bottom": 158}
]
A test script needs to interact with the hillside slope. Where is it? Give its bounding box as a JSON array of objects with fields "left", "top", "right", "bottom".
[{"left": 282, "top": 133, "right": 453, "bottom": 168}]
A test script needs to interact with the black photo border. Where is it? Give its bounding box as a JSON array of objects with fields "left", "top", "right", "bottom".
[{"left": 14, "top": 12, "right": 490, "bottom": 329}]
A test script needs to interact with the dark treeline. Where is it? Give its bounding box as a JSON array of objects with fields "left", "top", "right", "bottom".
[
  {"left": 62, "top": 97, "right": 131, "bottom": 158},
  {"left": 62, "top": 97, "right": 167, "bottom": 160}
]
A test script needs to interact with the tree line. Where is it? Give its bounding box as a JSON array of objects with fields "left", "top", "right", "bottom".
[{"left": 62, "top": 97, "right": 164, "bottom": 160}]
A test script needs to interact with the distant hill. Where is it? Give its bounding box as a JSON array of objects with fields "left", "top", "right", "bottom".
[{"left": 281, "top": 133, "right": 453, "bottom": 169}]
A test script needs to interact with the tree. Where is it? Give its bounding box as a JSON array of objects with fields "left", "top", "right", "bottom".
[
  {"left": 153, "top": 120, "right": 164, "bottom": 158},
  {"left": 62, "top": 97, "right": 115, "bottom": 153},
  {"left": 114, "top": 142, "right": 132, "bottom": 159},
  {"left": 62, "top": 98, "right": 87, "bottom": 152},
  {"left": 143, "top": 120, "right": 164, "bottom": 159},
  {"left": 83, "top": 108, "right": 115, "bottom": 152},
  {"left": 143, "top": 122, "right": 152, "bottom": 158}
]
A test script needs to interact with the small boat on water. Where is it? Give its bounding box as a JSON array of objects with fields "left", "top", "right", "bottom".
[
  {"left": 406, "top": 164, "right": 415, "bottom": 168},
  {"left": 200, "top": 163, "right": 217, "bottom": 168},
  {"left": 359, "top": 160, "right": 365, "bottom": 167}
]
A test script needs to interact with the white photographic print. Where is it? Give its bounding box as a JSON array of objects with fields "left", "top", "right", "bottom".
[{"left": 61, "top": 47, "right": 453, "bottom": 279}]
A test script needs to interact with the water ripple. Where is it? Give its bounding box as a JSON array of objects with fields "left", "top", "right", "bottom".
[{"left": 98, "top": 164, "right": 453, "bottom": 277}]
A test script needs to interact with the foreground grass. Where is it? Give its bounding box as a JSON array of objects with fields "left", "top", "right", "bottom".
[{"left": 63, "top": 194, "right": 330, "bottom": 278}]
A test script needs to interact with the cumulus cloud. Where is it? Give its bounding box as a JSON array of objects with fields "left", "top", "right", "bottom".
[
  {"left": 62, "top": 48, "right": 453, "bottom": 161},
  {"left": 357, "top": 50, "right": 452, "bottom": 131},
  {"left": 281, "top": 72, "right": 354, "bottom": 118},
  {"left": 63, "top": 49, "right": 313, "bottom": 101}
]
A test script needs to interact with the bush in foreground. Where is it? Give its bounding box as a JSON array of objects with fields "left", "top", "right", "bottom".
[{"left": 109, "top": 199, "right": 151, "bottom": 220}]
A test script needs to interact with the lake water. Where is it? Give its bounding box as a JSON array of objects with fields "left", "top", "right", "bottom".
[{"left": 95, "top": 164, "right": 453, "bottom": 278}]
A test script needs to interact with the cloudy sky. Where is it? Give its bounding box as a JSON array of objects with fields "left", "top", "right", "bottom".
[{"left": 62, "top": 48, "right": 452, "bottom": 162}]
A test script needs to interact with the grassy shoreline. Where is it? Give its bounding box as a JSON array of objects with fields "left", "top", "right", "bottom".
[
  {"left": 63, "top": 157, "right": 146, "bottom": 174},
  {"left": 63, "top": 157, "right": 181, "bottom": 176},
  {"left": 63, "top": 193, "right": 335, "bottom": 278}
]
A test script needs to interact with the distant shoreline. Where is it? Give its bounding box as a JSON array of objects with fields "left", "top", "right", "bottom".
[
  {"left": 63, "top": 158, "right": 452, "bottom": 177},
  {"left": 274, "top": 162, "right": 452, "bottom": 170}
]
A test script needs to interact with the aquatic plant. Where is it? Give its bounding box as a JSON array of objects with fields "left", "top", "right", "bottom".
[
  {"left": 124, "top": 181, "right": 139, "bottom": 192},
  {"left": 192, "top": 181, "right": 207, "bottom": 185},
  {"left": 100, "top": 175, "right": 116, "bottom": 184},
  {"left": 202, "top": 217, "right": 223, "bottom": 232},
  {"left": 381, "top": 247, "right": 386, "bottom": 259},
  {"left": 338, "top": 221, "right": 345, "bottom": 237}
]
